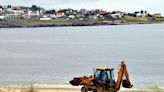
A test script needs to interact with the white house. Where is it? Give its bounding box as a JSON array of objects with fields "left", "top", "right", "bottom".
[
  {"left": 28, "top": 10, "right": 39, "bottom": 16},
  {"left": 0, "top": 15, "right": 5, "bottom": 19},
  {"left": 136, "top": 10, "right": 148, "bottom": 17},
  {"left": 5, "top": 12, "right": 20, "bottom": 19},
  {"left": 0, "top": 8, "right": 3, "bottom": 12},
  {"left": 136, "top": 13, "right": 147, "bottom": 17},
  {"left": 111, "top": 13, "right": 122, "bottom": 18},
  {"left": 27, "top": 10, "right": 43, "bottom": 18},
  {"left": 12, "top": 10, "right": 24, "bottom": 15}
]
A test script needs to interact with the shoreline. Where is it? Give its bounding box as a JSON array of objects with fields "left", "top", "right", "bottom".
[
  {"left": 0, "top": 21, "right": 123, "bottom": 28},
  {"left": 0, "top": 20, "right": 163, "bottom": 28},
  {"left": 0, "top": 23, "right": 155, "bottom": 28}
]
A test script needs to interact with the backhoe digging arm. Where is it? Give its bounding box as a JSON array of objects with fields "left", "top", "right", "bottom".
[{"left": 115, "top": 61, "right": 133, "bottom": 91}]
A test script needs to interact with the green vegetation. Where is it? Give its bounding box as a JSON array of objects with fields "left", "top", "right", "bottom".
[
  {"left": 21, "top": 82, "right": 38, "bottom": 92},
  {"left": 123, "top": 15, "right": 164, "bottom": 24},
  {"left": 0, "top": 19, "right": 105, "bottom": 27},
  {"left": 121, "top": 15, "right": 162, "bottom": 24},
  {"left": 0, "top": 16, "right": 164, "bottom": 28},
  {"left": 156, "top": 17, "right": 164, "bottom": 22}
]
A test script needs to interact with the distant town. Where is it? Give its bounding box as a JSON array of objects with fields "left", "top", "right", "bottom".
[{"left": 0, "top": 5, "right": 164, "bottom": 28}]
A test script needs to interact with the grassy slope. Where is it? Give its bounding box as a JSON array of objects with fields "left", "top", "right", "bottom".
[
  {"left": 156, "top": 17, "right": 164, "bottom": 23},
  {"left": 121, "top": 16, "right": 153, "bottom": 23}
]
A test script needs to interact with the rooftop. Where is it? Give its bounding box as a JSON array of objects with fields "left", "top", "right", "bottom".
[{"left": 96, "top": 67, "right": 114, "bottom": 70}]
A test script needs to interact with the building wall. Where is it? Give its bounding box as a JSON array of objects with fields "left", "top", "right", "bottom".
[
  {"left": 5, "top": 14, "right": 20, "bottom": 19},
  {"left": 153, "top": 13, "right": 161, "bottom": 18},
  {"left": 0, "top": 15, "right": 5, "bottom": 19},
  {"left": 0, "top": 8, "right": 3, "bottom": 12}
]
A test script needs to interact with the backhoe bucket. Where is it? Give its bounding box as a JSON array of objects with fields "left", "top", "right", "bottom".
[
  {"left": 70, "top": 77, "right": 82, "bottom": 86},
  {"left": 122, "top": 79, "right": 133, "bottom": 88}
]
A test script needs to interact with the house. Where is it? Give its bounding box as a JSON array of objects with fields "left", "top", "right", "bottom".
[
  {"left": 44, "top": 9, "right": 56, "bottom": 18},
  {"left": 5, "top": 12, "right": 21, "bottom": 19},
  {"left": 12, "top": 9, "right": 25, "bottom": 15},
  {"left": 25, "top": 5, "right": 44, "bottom": 19},
  {"left": 99, "top": 11, "right": 109, "bottom": 19},
  {"left": 5, "top": 5, "right": 13, "bottom": 12},
  {"left": 152, "top": 13, "right": 161, "bottom": 18},
  {"left": 77, "top": 9, "right": 88, "bottom": 18},
  {"left": 110, "top": 13, "right": 122, "bottom": 18},
  {"left": 0, "top": 15, "right": 5, "bottom": 19},
  {"left": 79, "top": 9, "right": 87, "bottom": 15},
  {"left": 94, "top": 9, "right": 101, "bottom": 15},
  {"left": 89, "top": 9, "right": 101, "bottom": 19},
  {"left": 110, "top": 11, "right": 126, "bottom": 18},
  {"left": 56, "top": 10, "right": 66, "bottom": 18},
  {"left": 136, "top": 13, "right": 146, "bottom": 17},
  {"left": 40, "top": 13, "right": 55, "bottom": 20},
  {"left": 136, "top": 10, "right": 148, "bottom": 17},
  {"left": 0, "top": 13, "right": 5, "bottom": 19},
  {"left": 63, "top": 9, "right": 77, "bottom": 19},
  {"left": 65, "top": 9, "right": 77, "bottom": 15},
  {"left": 56, "top": 9, "right": 77, "bottom": 19},
  {"left": 100, "top": 11, "right": 109, "bottom": 15},
  {"left": 89, "top": 13, "right": 99, "bottom": 20},
  {"left": 27, "top": 10, "right": 42, "bottom": 19}
]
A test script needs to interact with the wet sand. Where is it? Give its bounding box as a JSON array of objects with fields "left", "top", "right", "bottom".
[{"left": 0, "top": 87, "right": 80, "bottom": 92}]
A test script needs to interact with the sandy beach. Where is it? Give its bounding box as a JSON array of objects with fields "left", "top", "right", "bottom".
[
  {"left": 0, "top": 87, "right": 78, "bottom": 92},
  {"left": 0, "top": 87, "right": 83, "bottom": 92},
  {"left": 1, "top": 83, "right": 163, "bottom": 92},
  {"left": 0, "top": 87, "right": 143, "bottom": 92},
  {"left": 0, "top": 86, "right": 160, "bottom": 92}
]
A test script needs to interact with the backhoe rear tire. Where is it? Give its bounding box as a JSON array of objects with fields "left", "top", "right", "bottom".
[{"left": 81, "top": 86, "right": 88, "bottom": 92}]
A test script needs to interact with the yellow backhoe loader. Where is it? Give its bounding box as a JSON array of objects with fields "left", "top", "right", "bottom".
[{"left": 70, "top": 61, "right": 133, "bottom": 92}]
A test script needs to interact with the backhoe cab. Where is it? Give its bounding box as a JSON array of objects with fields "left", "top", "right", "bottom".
[{"left": 94, "top": 68, "right": 115, "bottom": 88}]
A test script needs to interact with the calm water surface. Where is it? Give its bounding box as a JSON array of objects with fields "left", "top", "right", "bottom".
[{"left": 0, "top": 24, "right": 164, "bottom": 88}]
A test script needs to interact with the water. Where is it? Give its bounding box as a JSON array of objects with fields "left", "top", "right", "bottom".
[{"left": 0, "top": 24, "right": 164, "bottom": 88}]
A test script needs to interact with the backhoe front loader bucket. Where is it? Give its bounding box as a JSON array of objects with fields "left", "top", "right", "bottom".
[{"left": 70, "top": 77, "right": 82, "bottom": 86}]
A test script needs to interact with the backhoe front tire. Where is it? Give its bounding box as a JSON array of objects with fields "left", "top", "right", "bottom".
[{"left": 81, "top": 86, "right": 88, "bottom": 92}]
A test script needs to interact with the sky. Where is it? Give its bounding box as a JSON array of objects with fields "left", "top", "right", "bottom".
[{"left": 0, "top": 0, "right": 164, "bottom": 14}]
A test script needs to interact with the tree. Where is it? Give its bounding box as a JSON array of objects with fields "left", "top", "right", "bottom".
[
  {"left": 7, "top": 5, "right": 12, "bottom": 8},
  {"left": 31, "top": 5, "right": 37, "bottom": 11},
  {"left": 31, "top": 5, "right": 40, "bottom": 11},
  {"left": 140, "top": 10, "right": 144, "bottom": 14},
  {"left": 45, "top": 9, "right": 56, "bottom": 14}
]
